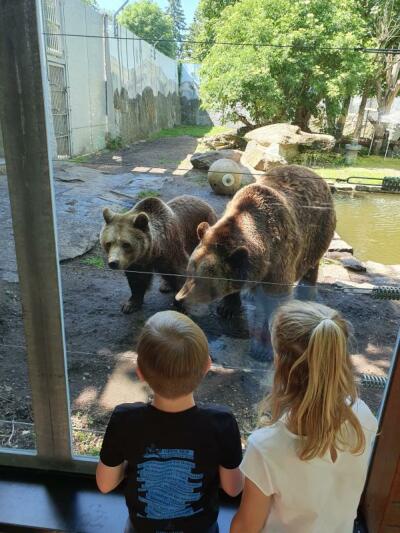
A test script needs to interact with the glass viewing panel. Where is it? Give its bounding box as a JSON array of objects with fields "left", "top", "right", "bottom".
[
  {"left": 54, "top": 133, "right": 399, "bottom": 455},
  {"left": 0, "top": 168, "right": 36, "bottom": 451},
  {"left": 33, "top": 0, "right": 400, "bottom": 457}
]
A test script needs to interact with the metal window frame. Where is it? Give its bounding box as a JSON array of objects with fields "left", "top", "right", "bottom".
[
  {"left": 0, "top": 1, "right": 400, "bottom": 507},
  {"left": 0, "top": 0, "right": 94, "bottom": 475}
]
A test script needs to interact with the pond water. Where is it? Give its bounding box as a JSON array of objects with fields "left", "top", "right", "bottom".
[{"left": 334, "top": 192, "right": 400, "bottom": 265}]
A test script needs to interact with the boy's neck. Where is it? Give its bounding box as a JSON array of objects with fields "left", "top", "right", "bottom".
[{"left": 152, "top": 393, "right": 195, "bottom": 413}]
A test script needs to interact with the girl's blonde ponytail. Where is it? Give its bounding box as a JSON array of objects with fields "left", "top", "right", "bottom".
[{"left": 266, "top": 301, "right": 365, "bottom": 461}]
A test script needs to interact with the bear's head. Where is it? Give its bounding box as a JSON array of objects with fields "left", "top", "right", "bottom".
[
  {"left": 100, "top": 207, "right": 152, "bottom": 270},
  {"left": 175, "top": 219, "right": 250, "bottom": 304}
]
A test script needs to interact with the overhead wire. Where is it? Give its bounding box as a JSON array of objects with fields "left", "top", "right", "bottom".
[{"left": 42, "top": 32, "right": 400, "bottom": 55}]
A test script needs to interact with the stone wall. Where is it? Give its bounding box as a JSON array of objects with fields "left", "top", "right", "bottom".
[
  {"left": 180, "top": 63, "right": 213, "bottom": 126},
  {"left": 106, "top": 21, "right": 180, "bottom": 144},
  {"left": 47, "top": 0, "right": 181, "bottom": 157},
  {"left": 0, "top": 124, "right": 4, "bottom": 158}
]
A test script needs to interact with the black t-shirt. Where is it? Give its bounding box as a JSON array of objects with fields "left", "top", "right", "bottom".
[{"left": 100, "top": 402, "right": 242, "bottom": 533}]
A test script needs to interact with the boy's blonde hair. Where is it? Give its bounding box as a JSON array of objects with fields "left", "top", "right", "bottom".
[
  {"left": 137, "top": 310, "right": 209, "bottom": 399},
  {"left": 266, "top": 300, "right": 365, "bottom": 461}
]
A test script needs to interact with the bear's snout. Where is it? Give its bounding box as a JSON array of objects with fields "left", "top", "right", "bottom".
[{"left": 108, "top": 260, "right": 120, "bottom": 270}]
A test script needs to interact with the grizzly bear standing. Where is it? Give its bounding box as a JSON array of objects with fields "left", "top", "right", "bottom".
[
  {"left": 176, "top": 165, "right": 336, "bottom": 318},
  {"left": 100, "top": 195, "right": 217, "bottom": 313}
]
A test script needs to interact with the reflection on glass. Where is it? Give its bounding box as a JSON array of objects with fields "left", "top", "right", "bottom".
[
  {"left": 62, "top": 251, "right": 398, "bottom": 457},
  {"left": 0, "top": 173, "right": 36, "bottom": 451},
  {"left": 56, "top": 131, "right": 400, "bottom": 454}
]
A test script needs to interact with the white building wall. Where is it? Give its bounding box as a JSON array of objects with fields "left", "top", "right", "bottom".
[{"left": 46, "top": 0, "right": 180, "bottom": 157}]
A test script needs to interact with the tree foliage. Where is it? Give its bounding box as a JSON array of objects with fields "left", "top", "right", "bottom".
[
  {"left": 200, "top": 0, "right": 369, "bottom": 129},
  {"left": 166, "top": 0, "right": 186, "bottom": 57},
  {"left": 118, "top": 0, "right": 176, "bottom": 58},
  {"left": 82, "top": 0, "right": 99, "bottom": 7},
  {"left": 186, "top": 0, "right": 239, "bottom": 61},
  {"left": 355, "top": 0, "right": 400, "bottom": 149}
]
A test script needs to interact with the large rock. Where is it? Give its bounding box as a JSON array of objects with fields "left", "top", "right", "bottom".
[
  {"left": 190, "top": 149, "right": 243, "bottom": 170},
  {"left": 244, "top": 123, "right": 335, "bottom": 162},
  {"left": 201, "top": 130, "right": 246, "bottom": 150},
  {"left": 241, "top": 140, "right": 287, "bottom": 171}
]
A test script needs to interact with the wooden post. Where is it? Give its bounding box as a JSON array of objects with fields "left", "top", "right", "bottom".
[
  {"left": 362, "top": 330, "right": 400, "bottom": 532},
  {"left": 0, "top": 0, "right": 72, "bottom": 461}
]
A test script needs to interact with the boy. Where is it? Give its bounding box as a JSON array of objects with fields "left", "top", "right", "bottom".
[{"left": 96, "top": 310, "right": 243, "bottom": 533}]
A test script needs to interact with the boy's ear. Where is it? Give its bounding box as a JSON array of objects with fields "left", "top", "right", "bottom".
[
  {"left": 205, "top": 355, "right": 212, "bottom": 374},
  {"left": 136, "top": 365, "right": 145, "bottom": 382}
]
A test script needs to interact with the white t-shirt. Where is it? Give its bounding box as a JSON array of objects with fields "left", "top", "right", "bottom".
[{"left": 240, "top": 399, "right": 378, "bottom": 533}]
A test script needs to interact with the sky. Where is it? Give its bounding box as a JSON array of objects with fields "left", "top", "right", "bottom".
[{"left": 96, "top": 0, "right": 198, "bottom": 25}]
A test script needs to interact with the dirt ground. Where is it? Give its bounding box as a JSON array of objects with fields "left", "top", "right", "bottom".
[{"left": 1, "top": 135, "right": 399, "bottom": 453}]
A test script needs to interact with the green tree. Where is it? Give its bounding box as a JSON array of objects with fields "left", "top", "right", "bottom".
[
  {"left": 354, "top": 0, "right": 400, "bottom": 151},
  {"left": 185, "top": 0, "right": 239, "bottom": 61},
  {"left": 118, "top": 0, "right": 176, "bottom": 58},
  {"left": 166, "top": 0, "right": 186, "bottom": 57},
  {"left": 82, "top": 0, "right": 98, "bottom": 7},
  {"left": 200, "top": 0, "right": 369, "bottom": 131}
]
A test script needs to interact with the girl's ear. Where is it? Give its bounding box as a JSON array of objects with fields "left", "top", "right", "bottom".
[
  {"left": 205, "top": 355, "right": 212, "bottom": 374},
  {"left": 136, "top": 365, "right": 145, "bottom": 382}
]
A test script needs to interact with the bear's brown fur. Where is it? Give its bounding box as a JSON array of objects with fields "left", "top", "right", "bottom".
[
  {"left": 176, "top": 165, "right": 336, "bottom": 316},
  {"left": 100, "top": 195, "right": 217, "bottom": 313}
]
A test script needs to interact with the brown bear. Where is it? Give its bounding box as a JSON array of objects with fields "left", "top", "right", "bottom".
[
  {"left": 176, "top": 165, "right": 336, "bottom": 318},
  {"left": 100, "top": 195, "right": 217, "bottom": 313}
]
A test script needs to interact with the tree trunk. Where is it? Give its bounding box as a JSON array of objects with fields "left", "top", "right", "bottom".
[
  {"left": 324, "top": 98, "right": 336, "bottom": 136},
  {"left": 294, "top": 107, "right": 311, "bottom": 131},
  {"left": 371, "top": 119, "right": 386, "bottom": 155},
  {"left": 336, "top": 95, "right": 352, "bottom": 140},
  {"left": 353, "top": 86, "right": 369, "bottom": 140}
]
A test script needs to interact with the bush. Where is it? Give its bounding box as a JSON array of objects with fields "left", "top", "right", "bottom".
[
  {"left": 105, "top": 135, "right": 123, "bottom": 151},
  {"left": 292, "top": 151, "right": 346, "bottom": 168}
]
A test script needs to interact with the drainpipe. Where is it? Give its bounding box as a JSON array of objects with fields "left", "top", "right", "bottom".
[{"left": 114, "top": 0, "right": 129, "bottom": 37}]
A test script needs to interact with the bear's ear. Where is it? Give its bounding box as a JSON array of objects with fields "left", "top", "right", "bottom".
[
  {"left": 227, "top": 246, "right": 250, "bottom": 279},
  {"left": 133, "top": 212, "right": 149, "bottom": 231},
  {"left": 197, "top": 222, "right": 210, "bottom": 241},
  {"left": 103, "top": 207, "right": 115, "bottom": 224}
]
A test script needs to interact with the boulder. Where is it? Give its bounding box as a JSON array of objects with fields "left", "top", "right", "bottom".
[
  {"left": 201, "top": 130, "right": 247, "bottom": 150},
  {"left": 190, "top": 149, "right": 243, "bottom": 170},
  {"left": 208, "top": 159, "right": 243, "bottom": 196},
  {"left": 340, "top": 256, "right": 367, "bottom": 272},
  {"left": 241, "top": 140, "right": 287, "bottom": 171},
  {"left": 244, "top": 123, "right": 335, "bottom": 162}
]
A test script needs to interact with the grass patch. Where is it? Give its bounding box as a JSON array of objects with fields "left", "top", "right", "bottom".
[
  {"left": 105, "top": 135, "right": 123, "bottom": 151},
  {"left": 150, "top": 125, "right": 230, "bottom": 140},
  {"left": 189, "top": 174, "right": 209, "bottom": 187},
  {"left": 69, "top": 154, "right": 90, "bottom": 164},
  {"left": 73, "top": 429, "right": 102, "bottom": 456},
  {"left": 137, "top": 189, "right": 161, "bottom": 200},
  {"left": 81, "top": 256, "right": 104, "bottom": 269},
  {"left": 72, "top": 411, "right": 102, "bottom": 456},
  {"left": 314, "top": 155, "right": 400, "bottom": 184}
]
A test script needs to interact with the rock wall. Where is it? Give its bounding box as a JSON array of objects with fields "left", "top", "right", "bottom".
[
  {"left": 0, "top": 125, "right": 4, "bottom": 158},
  {"left": 106, "top": 22, "right": 180, "bottom": 144},
  {"left": 48, "top": 0, "right": 181, "bottom": 157},
  {"left": 180, "top": 63, "right": 213, "bottom": 126}
]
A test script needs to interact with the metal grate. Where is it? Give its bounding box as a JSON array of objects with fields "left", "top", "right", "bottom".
[
  {"left": 48, "top": 64, "right": 70, "bottom": 157},
  {"left": 43, "top": 0, "right": 62, "bottom": 56},
  {"left": 382, "top": 176, "right": 400, "bottom": 192}
]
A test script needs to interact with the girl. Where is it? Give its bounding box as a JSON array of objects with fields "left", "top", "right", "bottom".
[{"left": 231, "top": 301, "right": 378, "bottom": 533}]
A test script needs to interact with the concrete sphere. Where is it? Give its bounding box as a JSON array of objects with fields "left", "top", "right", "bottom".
[{"left": 207, "top": 159, "right": 242, "bottom": 196}]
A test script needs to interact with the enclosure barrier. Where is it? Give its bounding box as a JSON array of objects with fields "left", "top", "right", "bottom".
[{"left": 382, "top": 176, "right": 400, "bottom": 192}]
